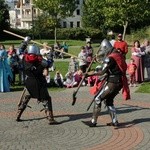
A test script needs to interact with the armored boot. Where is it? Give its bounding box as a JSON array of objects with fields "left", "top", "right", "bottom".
[
  {"left": 43, "top": 98, "right": 60, "bottom": 125},
  {"left": 91, "top": 102, "right": 101, "bottom": 127},
  {"left": 107, "top": 106, "right": 119, "bottom": 126},
  {"left": 16, "top": 109, "right": 24, "bottom": 122},
  {"left": 47, "top": 110, "right": 58, "bottom": 125},
  {"left": 16, "top": 95, "right": 30, "bottom": 121}
]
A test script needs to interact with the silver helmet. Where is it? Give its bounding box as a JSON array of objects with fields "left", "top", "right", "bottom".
[
  {"left": 28, "top": 44, "right": 40, "bottom": 55},
  {"left": 98, "top": 39, "right": 113, "bottom": 57}
]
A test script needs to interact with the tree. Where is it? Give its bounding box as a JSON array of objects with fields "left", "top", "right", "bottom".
[
  {"left": 82, "top": 0, "right": 105, "bottom": 29},
  {"left": 0, "top": 0, "right": 10, "bottom": 32},
  {"left": 33, "top": 0, "right": 77, "bottom": 42},
  {"left": 82, "top": 0, "right": 150, "bottom": 39},
  {"left": 103, "top": 0, "right": 150, "bottom": 39}
]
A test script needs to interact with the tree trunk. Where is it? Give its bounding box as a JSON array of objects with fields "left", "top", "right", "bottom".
[
  {"left": 123, "top": 20, "right": 128, "bottom": 40},
  {"left": 54, "top": 27, "right": 57, "bottom": 44}
]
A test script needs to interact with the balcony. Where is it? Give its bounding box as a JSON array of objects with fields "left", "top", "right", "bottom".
[{"left": 21, "top": 14, "right": 37, "bottom": 22}]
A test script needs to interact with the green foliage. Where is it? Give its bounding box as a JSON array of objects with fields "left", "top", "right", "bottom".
[
  {"left": 82, "top": 0, "right": 105, "bottom": 29},
  {"left": 2, "top": 27, "right": 104, "bottom": 41},
  {"left": 0, "top": 0, "right": 10, "bottom": 32},
  {"left": 33, "top": 0, "right": 77, "bottom": 26},
  {"left": 82, "top": 0, "right": 150, "bottom": 37},
  {"left": 56, "top": 28, "right": 104, "bottom": 40}
]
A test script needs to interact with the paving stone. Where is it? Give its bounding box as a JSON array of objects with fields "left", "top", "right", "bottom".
[{"left": 0, "top": 85, "right": 149, "bottom": 150}]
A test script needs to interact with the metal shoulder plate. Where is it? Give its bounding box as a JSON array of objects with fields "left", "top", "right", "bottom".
[
  {"left": 103, "top": 57, "right": 110, "bottom": 63},
  {"left": 102, "top": 57, "right": 110, "bottom": 70}
]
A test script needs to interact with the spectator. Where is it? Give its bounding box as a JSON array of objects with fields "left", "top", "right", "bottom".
[
  {"left": 73, "top": 69, "right": 86, "bottom": 86},
  {"left": 127, "top": 58, "right": 137, "bottom": 87},
  {"left": 63, "top": 71, "right": 77, "bottom": 88},
  {"left": 7, "top": 45, "right": 19, "bottom": 85},
  {"left": 40, "top": 42, "right": 55, "bottom": 72},
  {"left": 54, "top": 41, "right": 61, "bottom": 58},
  {"left": 43, "top": 68, "right": 51, "bottom": 84},
  {"left": 87, "top": 70, "right": 99, "bottom": 87},
  {"left": 141, "top": 39, "right": 150, "bottom": 81},
  {"left": 68, "top": 56, "right": 79, "bottom": 73},
  {"left": 54, "top": 71, "right": 64, "bottom": 88},
  {"left": 61, "top": 41, "right": 68, "bottom": 53},
  {"left": 78, "top": 46, "right": 88, "bottom": 73},
  {"left": 59, "top": 47, "right": 65, "bottom": 59},
  {"left": 114, "top": 33, "right": 128, "bottom": 56},
  {"left": 0, "top": 44, "right": 13, "bottom": 92},
  {"left": 85, "top": 41, "right": 93, "bottom": 68},
  {"left": 131, "top": 40, "right": 145, "bottom": 83}
]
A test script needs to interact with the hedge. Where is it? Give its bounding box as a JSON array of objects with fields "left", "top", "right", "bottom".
[{"left": 1, "top": 27, "right": 105, "bottom": 41}]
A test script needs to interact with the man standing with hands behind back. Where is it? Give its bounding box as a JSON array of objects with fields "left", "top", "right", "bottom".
[{"left": 114, "top": 34, "right": 128, "bottom": 57}]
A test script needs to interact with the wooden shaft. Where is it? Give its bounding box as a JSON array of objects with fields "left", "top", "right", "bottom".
[
  {"left": 73, "top": 55, "right": 96, "bottom": 95},
  {"left": 3, "top": 30, "right": 79, "bottom": 59}
]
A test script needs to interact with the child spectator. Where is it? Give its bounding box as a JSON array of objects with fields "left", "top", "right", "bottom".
[
  {"left": 127, "top": 58, "right": 137, "bottom": 87},
  {"left": 78, "top": 46, "right": 88, "bottom": 73},
  {"left": 68, "top": 56, "right": 79, "bottom": 73},
  {"left": 54, "top": 71, "right": 64, "bottom": 88},
  {"left": 87, "top": 69, "right": 99, "bottom": 87},
  {"left": 63, "top": 71, "right": 77, "bottom": 88},
  {"left": 73, "top": 69, "right": 86, "bottom": 86}
]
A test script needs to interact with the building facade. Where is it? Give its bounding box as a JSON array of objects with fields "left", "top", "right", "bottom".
[
  {"left": 6, "top": 0, "right": 83, "bottom": 29},
  {"left": 59, "top": 0, "right": 83, "bottom": 28}
]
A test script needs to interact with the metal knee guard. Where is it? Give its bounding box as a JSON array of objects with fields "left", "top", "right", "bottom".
[
  {"left": 107, "top": 106, "right": 118, "bottom": 124},
  {"left": 95, "top": 84, "right": 109, "bottom": 104},
  {"left": 91, "top": 102, "right": 101, "bottom": 124}
]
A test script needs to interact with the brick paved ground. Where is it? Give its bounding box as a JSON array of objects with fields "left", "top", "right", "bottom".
[{"left": 0, "top": 85, "right": 150, "bottom": 150}]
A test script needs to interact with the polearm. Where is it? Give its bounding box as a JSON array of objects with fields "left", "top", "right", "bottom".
[
  {"left": 3, "top": 30, "right": 80, "bottom": 59},
  {"left": 72, "top": 55, "right": 96, "bottom": 105},
  {"left": 72, "top": 46, "right": 101, "bottom": 106}
]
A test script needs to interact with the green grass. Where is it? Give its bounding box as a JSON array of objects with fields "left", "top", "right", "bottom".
[{"left": 135, "top": 82, "right": 150, "bottom": 93}]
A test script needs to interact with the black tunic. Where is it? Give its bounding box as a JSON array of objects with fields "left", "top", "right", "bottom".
[{"left": 24, "top": 60, "right": 50, "bottom": 100}]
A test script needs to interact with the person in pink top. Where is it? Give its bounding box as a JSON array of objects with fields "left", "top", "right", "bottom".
[{"left": 114, "top": 34, "right": 128, "bottom": 56}]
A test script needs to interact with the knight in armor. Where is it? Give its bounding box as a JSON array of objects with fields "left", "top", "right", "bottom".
[
  {"left": 84, "top": 39, "right": 130, "bottom": 127},
  {"left": 16, "top": 37, "right": 58, "bottom": 125}
]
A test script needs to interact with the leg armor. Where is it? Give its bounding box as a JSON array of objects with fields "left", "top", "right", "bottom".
[
  {"left": 94, "top": 81, "right": 108, "bottom": 104},
  {"left": 107, "top": 106, "right": 118, "bottom": 126},
  {"left": 91, "top": 102, "right": 101, "bottom": 125},
  {"left": 41, "top": 97, "right": 58, "bottom": 125},
  {"left": 16, "top": 91, "right": 31, "bottom": 121}
]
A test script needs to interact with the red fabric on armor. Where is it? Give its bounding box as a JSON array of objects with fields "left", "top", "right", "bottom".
[
  {"left": 109, "top": 52, "right": 130, "bottom": 100},
  {"left": 90, "top": 77, "right": 107, "bottom": 95},
  {"left": 25, "top": 54, "right": 42, "bottom": 63}
]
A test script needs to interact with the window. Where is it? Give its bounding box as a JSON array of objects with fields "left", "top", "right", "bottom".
[
  {"left": 70, "top": 22, "right": 73, "bottom": 28},
  {"left": 63, "top": 22, "right": 67, "bottom": 28},
  {"left": 76, "top": 9, "right": 80, "bottom": 15},
  {"left": 76, "top": 0, "right": 80, "bottom": 4},
  {"left": 77, "top": 21, "right": 80, "bottom": 27}
]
